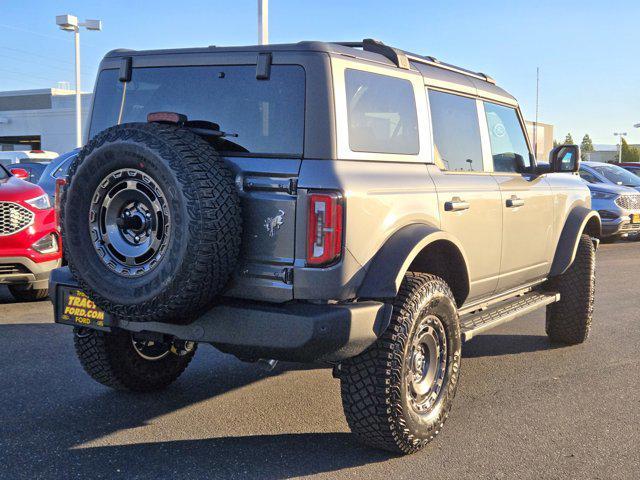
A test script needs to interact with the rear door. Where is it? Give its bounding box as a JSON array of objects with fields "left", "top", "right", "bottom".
[
  {"left": 481, "top": 101, "right": 554, "bottom": 291},
  {"left": 427, "top": 89, "right": 502, "bottom": 301}
]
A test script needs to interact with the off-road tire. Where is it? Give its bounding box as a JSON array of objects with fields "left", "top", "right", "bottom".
[
  {"left": 545, "top": 234, "right": 596, "bottom": 344},
  {"left": 339, "top": 273, "right": 462, "bottom": 454},
  {"left": 73, "top": 328, "right": 196, "bottom": 392},
  {"left": 61, "top": 123, "right": 241, "bottom": 324},
  {"left": 8, "top": 285, "right": 49, "bottom": 302}
]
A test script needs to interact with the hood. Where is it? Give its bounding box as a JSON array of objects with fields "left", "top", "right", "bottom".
[
  {"left": 586, "top": 182, "right": 637, "bottom": 195},
  {"left": 0, "top": 175, "right": 46, "bottom": 202}
]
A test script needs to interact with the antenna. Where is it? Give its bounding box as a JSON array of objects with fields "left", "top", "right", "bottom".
[{"left": 534, "top": 67, "right": 539, "bottom": 157}]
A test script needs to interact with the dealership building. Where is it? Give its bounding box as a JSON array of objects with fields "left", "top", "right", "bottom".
[{"left": 0, "top": 88, "right": 91, "bottom": 155}]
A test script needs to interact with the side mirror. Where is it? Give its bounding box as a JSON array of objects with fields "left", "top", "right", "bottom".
[
  {"left": 549, "top": 144, "right": 580, "bottom": 173},
  {"left": 10, "top": 167, "right": 29, "bottom": 180}
]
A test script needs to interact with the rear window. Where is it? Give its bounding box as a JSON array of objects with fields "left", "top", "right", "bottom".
[
  {"left": 345, "top": 69, "right": 419, "bottom": 155},
  {"left": 428, "top": 90, "right": 483, "bottom": 172},
  {"left": 90, "top": 65, "right": 305, "bottom": 157}
]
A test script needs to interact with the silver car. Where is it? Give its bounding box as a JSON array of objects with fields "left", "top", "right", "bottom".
[{"left": 579, "top": 161, "right": 640, "bottom": 240}]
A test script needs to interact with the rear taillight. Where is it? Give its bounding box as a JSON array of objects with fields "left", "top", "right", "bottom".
[
  {"left": 54, "top": 178, "right": 67, "bottom": 225},
  {"left": 307, "top": 192, "right": 343, "bottom": 266}
]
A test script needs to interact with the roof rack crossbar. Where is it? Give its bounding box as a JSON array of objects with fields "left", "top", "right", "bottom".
[{"left": 333, "top": 40, "right": 495, "bottom": 84}]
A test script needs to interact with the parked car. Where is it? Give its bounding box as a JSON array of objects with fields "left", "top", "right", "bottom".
[
  {"left": 0, "top": 164, "right": 62, "bottom": 301},
  {"left": 0, "top": 150, "right": 58, "bottom": 167},
  {"left": 9, "top": 162, "right": 48, "bottom": 184},
  {"left": 50, "top": 39, "right": 599, "bottom": 454},
  {"left": 580, "top": 161, "right": 640, "bottom": 191},
  {"left": 578, "top": 177, "right": 640, "bottom": 241},
  {"left": 579, "top": 161, "right": 640, "bottom": 241},
  {"left": 618, "top": 162, "right": 640, "bottom": 178},
  {"left": 38, "top": 149, "right": 80, "bottom": 203}
]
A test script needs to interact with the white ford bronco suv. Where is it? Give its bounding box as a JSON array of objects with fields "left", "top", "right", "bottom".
[{"left": 51, "top": 39, "right": 600, "bottom": 454}]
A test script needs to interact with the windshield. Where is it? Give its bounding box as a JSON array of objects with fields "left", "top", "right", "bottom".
[
  {"left": 0, "top": 165, "right": 8, "bottom": 180},
  {"left": 90, "top": 65, "right": 305, "bottom": 157},
  {"left": 592, "top": 164, "right": 640, "bottom": 187}
]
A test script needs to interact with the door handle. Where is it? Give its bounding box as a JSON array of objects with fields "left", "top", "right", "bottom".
[
  {"left": 506, "top": 196, "right": 525, "bottom": 208},
  {"left": 445, "top": 198, "right": 470, "bottom": 212}
]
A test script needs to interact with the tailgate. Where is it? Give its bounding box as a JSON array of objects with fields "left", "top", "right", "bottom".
[{"left": 222, "top": 157, "right": 300, "bottom": 303}]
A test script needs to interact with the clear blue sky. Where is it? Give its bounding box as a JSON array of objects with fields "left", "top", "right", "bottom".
[{"left": 1, "top": 0, "right": 639, "bottom": 145}]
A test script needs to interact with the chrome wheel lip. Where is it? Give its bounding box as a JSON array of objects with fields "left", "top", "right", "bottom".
[
  {"left": 89, "top": 169, "right": 170, "bottom": 278},
  {"left": 406, "top": 314, "right": 448, "bottom": 414}
]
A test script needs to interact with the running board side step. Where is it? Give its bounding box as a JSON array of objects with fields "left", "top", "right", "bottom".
[{"left": 460, "top": 291, "right": 560, "bottom": 342}]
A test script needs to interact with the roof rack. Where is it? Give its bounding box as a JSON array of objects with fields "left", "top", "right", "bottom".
[{"left": 334, "top": 39, "right": 495, "bottom": 85}]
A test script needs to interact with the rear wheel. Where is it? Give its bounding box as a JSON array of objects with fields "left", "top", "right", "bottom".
[
  {"left": 73, "top": 328, "right": 197, "bottom": 392},
  {"left": 546, "top": 234, "right": 596, "bottom": 344},
  {"left": 8, "top": 285, "right": 49, "bottom": 302},
  {"left": 339, "top": 273, "right": 461, "bottom": 454}
]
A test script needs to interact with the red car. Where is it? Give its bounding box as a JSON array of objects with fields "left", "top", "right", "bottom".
[{"left": 0, "top": 164, "right": 61, "bottom": 301}]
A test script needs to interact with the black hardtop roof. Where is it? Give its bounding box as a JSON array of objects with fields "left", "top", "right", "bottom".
[
  {"left": 106, "top": 39, "right": 487, "bottom": 80},
  {"left": 104, "top": 39, "right": 515, "bottom": 103}
]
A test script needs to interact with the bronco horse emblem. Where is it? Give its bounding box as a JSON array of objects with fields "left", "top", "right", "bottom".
[{"left": 264, "top": 210, "right": 285, "bottom": 238}]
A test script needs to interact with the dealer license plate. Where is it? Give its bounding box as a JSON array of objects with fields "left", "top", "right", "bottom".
[{"left": 56, "top": 286, "right": 111, "bottom": 329}]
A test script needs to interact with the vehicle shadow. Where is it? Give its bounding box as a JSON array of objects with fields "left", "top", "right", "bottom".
[
  {"left": 463, "top": 334, "right": 563, "bottom": 358},
  {"left": 28, "top": 433, "right": 393, "bottom": 479},
  {"left": 0, "top": 285, "right": 18, "bottom": 304},
  {"left": 0, "top": 322, "right": 393, "bottom": 479}
]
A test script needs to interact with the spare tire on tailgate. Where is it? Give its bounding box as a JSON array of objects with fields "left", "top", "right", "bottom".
[{"left": 62, "top": 122, "right": 241, "bottom": 324}]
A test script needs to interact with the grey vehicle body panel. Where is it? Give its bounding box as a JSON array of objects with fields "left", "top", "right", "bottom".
[{"left": 79, "top": 40, "right": 594, "bottom": 322}]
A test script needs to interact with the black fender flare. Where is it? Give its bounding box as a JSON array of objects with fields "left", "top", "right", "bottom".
[
  {"left": 356, "top": 223, "right": 470, "bottom": 299},
  {"left": 549, "top": 207, "right": 601, "bottom": 277}
]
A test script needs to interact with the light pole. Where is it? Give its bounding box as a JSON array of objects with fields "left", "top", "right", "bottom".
[
  {"left": 258, "top": 0, "right": 268, "bottom": 45},
  {"left": 614, "top": 132, "right": 627, "bottom": 163},
  {"left": 55, "top": 15, "right": 102, "bottom": 148}
]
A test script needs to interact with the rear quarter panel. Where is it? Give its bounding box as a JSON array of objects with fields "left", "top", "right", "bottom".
[{"left": 295, "top": 159, "right": 439, "bottom": 300}]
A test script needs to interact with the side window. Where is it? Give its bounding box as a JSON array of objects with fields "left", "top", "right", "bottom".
[
  {"left": 345, "top": 69, "right": 419, "bottom": 155},
  {"left": 579, "top": 168, "right": 599, "bottom": 184},
  {"left": 484, "top": 102, "right": 532, "bottom": 173},
  {"left": 428, "top": 90, "right": 483, "bottom": 172}
]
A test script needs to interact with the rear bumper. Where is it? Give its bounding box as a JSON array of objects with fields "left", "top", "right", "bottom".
[
  {"left": 0, "top": 257, "right": 61, "bottom": 289},
  {"left": 50, "top": 267, "right": 392, "bottom": 363}
]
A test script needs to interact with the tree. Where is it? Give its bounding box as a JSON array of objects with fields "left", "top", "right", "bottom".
[
  {"left": 620, "top": 137, "right": 640, "bottom": 163},
  {"left": 553, "top": 139, "right": 560, "bottom": 148},
  {"left": 580, "top": 134, "right": 594, "bottom": 161},
  {"left": 564, "top": 133, "right": 574, "bottom": 145}
]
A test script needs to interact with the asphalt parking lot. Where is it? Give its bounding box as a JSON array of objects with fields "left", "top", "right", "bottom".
[{"left": 1, "top": 242, "right": 638, "bottom": 480}]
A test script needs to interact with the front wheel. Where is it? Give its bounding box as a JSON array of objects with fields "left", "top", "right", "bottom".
[
  {"left": 8, "top": 285, "right": 49, "bottom": 302},
  {"left": 73, "top": 328, "right": 197, "bottom": 392},
  {"left": 545, "top": 234, "right": 596, "bottom": 344},
  {"left": 339, "top": 273, "right": 462, "bottom": 454}
]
